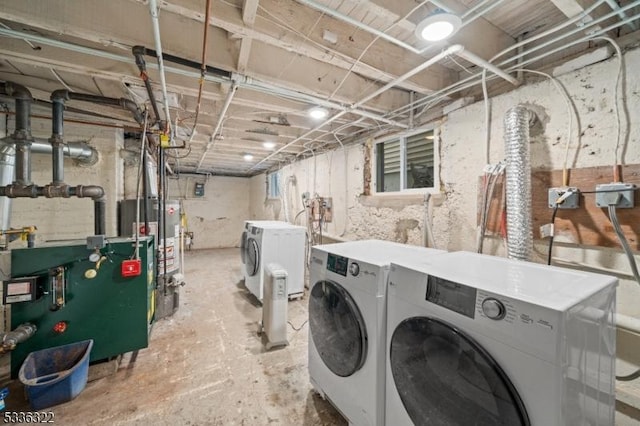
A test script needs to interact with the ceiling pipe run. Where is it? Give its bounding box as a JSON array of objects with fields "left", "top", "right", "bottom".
[
  {"left": 196, "top": 82, "right": 238, "bottom": 171},
  {"left": 132, "top": 46, "right": 163, "bottom": 127},
  {"left": 148, "top": 0, "right": 172, "bottom": 133},
  {"left": 252, "top": 44, "right": 502, "bottom": 171},
  {"left": 0, "top": 28, "right": 407, "bottom": 131}
]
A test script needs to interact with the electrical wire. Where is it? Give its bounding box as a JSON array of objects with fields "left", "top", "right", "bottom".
[
  {"left": 288, "top": 320, "right": 308, "bottom": 332},
  {"left": 606, "top": 203, "right": 640, "bottom": 381},
  {"left": 511, "top": 69, "right": 578, "bottom": 186},
  {"left": 547, "top": 205, "right": 559, "bottom": 266},
  {"left": 591, "top": 36, "right": 626, "bottom": 181},
  {"left": 327, "top": 0, "right": 430, "bottom": 101}
]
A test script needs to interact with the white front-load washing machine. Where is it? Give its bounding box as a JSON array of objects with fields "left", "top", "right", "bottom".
[
  {"left": 386, "top": 251, "right": 617, "bottom": 426},
  {"left": 308, "top": 240, "right": 444, "bottom": 426},
  {"left": 241, "top": 220, "right": 287, "bottom": 271},
  {"left": 244, "top": 222, "right": 306, "bottom": 301}
]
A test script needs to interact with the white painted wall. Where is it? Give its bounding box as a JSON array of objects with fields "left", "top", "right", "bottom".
[
  {"left": 251, "top": 47, "right": 640, "bottom": 320},
  {"left": 3, "top": 116, "right": 122, "bottom": 243},
  {"left": 166, "top": 175, "right": 250, "bottom": 250}
]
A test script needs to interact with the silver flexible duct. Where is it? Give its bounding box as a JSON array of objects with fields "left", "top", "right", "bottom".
[{"left": 504, "top": 106, "right": 533, "bottom": 261}]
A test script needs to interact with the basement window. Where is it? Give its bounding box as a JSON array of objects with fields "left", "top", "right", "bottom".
[
  {"left": 267, "top": 172, "right": 281, "bottom": 199},
  {"left": 374, "top": 128, "right": 437, "bottom": 194}
]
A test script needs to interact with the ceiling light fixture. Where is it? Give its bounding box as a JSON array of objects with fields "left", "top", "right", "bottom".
[
  {"left": 308, "top": 106, "right": 329, "bottom": 120},
  {"left": 262, "top": 141, "right": 276, "bottom": 150},
  {"left": 243, "top": 153, "right": 254, "bottom": 161},
  {"left": 415, "top": 10, "right": 462, "bottom": 42}
]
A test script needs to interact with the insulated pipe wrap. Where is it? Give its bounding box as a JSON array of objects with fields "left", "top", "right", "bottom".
[{"left": 504, "top": 106, "right": 533, "bottom": 261}]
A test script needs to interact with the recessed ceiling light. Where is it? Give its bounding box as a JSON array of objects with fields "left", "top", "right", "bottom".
[
  {"left": 243, "top": 153, "right": 254, "bottom": 161},
  {"left": 415, "top": 11, "right": 462, "bottom": 42},
  {"left": 263, "top": 141, "right": 276, "bottom": 150},
  {"left": 308, "top": 107, "right": 329, "bottom": 120}
]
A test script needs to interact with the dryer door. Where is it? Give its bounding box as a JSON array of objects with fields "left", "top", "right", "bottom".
[
  {"left": 390, "top": 317, "right": 530, "bottom": 426},
  {"left": 245, "top": 238, "right": 260, "bottom": 277},
  {"left": 309, "top": 280, "right": 367, "bottom": 377},
  {"left": 240, "top": 231, "right": 247, "bottom": 264}
]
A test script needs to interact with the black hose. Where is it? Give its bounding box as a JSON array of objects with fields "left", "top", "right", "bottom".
[{"left": 132, "top": 46, "right": 162, "bottom": 125}]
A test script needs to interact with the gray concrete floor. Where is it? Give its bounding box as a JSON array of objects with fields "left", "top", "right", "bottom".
[
  {"left": 1, "top": 247, "right": 639, "bottom": 425},
  {"left": 2, "top": 248, "right": 346, "bottom": 425}
]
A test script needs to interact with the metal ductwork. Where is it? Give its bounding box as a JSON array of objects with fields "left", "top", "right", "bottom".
[{"left": 504, "top": 106, "right": 534, "bottom": 261}]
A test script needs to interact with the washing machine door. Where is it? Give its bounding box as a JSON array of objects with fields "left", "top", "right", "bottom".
[
  {"left": 240, "top": 231, "right": 247, "bottom": 264},
  {"left": 309, "top": 280, "right": 367, "bottom": 377},
  {"left": 245, "top": 238, "right": 259, "bottom": 277},
  {"left": 390, "top": 317, "right": 530, "bottom": 426}
]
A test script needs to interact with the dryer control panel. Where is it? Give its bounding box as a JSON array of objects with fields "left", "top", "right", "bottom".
[{"left": 326, "top": 253, "right": 348, "bottom": 277}]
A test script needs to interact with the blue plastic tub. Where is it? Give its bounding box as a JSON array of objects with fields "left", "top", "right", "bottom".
[{"left": 18, "top": 339, "right": 93, "bottom": 410}]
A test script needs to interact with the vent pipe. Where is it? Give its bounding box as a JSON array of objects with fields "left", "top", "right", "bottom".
[{"left": 504, "top": 106, "right": 534, "bottom": 261}]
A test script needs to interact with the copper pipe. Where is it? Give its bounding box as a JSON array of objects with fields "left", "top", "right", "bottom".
[{"left": 189, "top": 0, "right": 212, "bottom": 140}]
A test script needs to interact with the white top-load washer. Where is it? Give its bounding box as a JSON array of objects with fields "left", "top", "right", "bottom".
[
  {"left": 244, "top": 222, "right": 306, "bottom": 301},
  {"left": 308, "top": 240, "right": 444, "bottom": 426},
  {"left": 386, "top": 251, "right": 617, "bottom": 426}
]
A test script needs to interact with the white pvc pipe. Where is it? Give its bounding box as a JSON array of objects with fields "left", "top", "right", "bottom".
[
  {"left": 196, "top": 83, "right": 238, "bottom": 171},
  {"left": 355, "top": 45, "right": 464, "bottom": 107},
  {"left": 617, "top": 313, "right": 640, "bottom": 335},
  {"left": 456, "top": 49, "right": 518, "bottom": 85},
  {"left": 604, "top": 0, "right": 638, "bottom": 31},
  {"left": 148, "top": 0, "right": 172, "bottom": 130},
  {"left": 388, "top": 1, "right": 640, "bottom": 119}
]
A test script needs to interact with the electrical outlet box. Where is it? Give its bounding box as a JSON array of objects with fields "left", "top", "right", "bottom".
[
  {"left": 595, "top": 183, "right": 636, "bottom": 208},
  {"left": 322, "top": 197, "right": 333, "bottom": 222},
  {"left": 86, "top": 235, "right": 106, "bottom": 249},
  {"left": 548, "top": 187, "right": 580, "bottom": 209}
]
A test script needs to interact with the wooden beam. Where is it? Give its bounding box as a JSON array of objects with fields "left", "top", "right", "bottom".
[
  {"left": 237, "top": 37, "right": 252, "bottom": 74},
  {"left": 128, "top": 0, "right": 453, "bottom": 94},
  {"left": 0, "top": 1, "right": 408, "bottom": 112},
  {"left": 242, "top": 0, "right": 259, "bottom": 25},
  {"left": 238, "top": 0, "right": 259, "bottom": 74},
  {"left": 365, "top": 0, "right": 515, "bottom": 60}
]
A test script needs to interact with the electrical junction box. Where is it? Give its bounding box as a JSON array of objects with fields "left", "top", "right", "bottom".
[
  {"left": 595, "top": 183, "right": 636, "bottom": 208},
  {"left": 194, "top": 182, "right": 205, "bottom": 197},
  {"left": 548, "top": 187, "right": 580, "bottom": 209}
]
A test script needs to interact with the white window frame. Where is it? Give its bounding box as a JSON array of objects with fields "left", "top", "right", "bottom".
[
  {"left": 266, "top": 171, "right": 281, "bottom": 199},
  {"left": 372, "top": 124, "right": 440, "bottom": 195}
]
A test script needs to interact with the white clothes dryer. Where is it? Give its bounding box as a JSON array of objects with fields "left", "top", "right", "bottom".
[
  {"left": 244, "top": 222, "right": 306, "bottom": 301},
  {"left": 386, "top": 251, "right": 617, "bottom": 426},
  {"left": 241, "top": 220, "right": 288, "bottom": 270},
  {"left": 308, "top": 240, "right": 444, "bottom": 426}
]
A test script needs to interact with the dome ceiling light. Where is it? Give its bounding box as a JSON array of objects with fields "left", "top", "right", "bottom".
[{"left": 415, "top": 10, "right": 462, "bottom": 42}]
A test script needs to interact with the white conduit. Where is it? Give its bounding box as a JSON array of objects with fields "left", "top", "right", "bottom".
[
  {"left": 148, "top": 0, "right": 172, "bottom": 130},
  {"left": 504, "top": 106, "right": 533, "bottom": 261},
  {"left": 196, "top": 83, "right": 238, "bottom": 171}
]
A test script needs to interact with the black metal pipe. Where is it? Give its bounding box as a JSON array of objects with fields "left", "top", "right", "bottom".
[
  {"left": 93, "top": 198, "right": 106, "bottom": 235},
  {"left": 132, "top": 45, "right": 231, "bottom": 79},
  {"left": 2, "top": 82, "right": 34, "bottom": 186},
  {"left": 142, "top": 148, "right": 150, "bottom": 234},
  {"left": 51, "top": 90, "right": 146, "bottom": 127},
  {"left": 132, "top": 46, "right": 162, "bottom": 126},
  {"left": 14, "top": 142, "right": 32, "bottom": 187}
]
